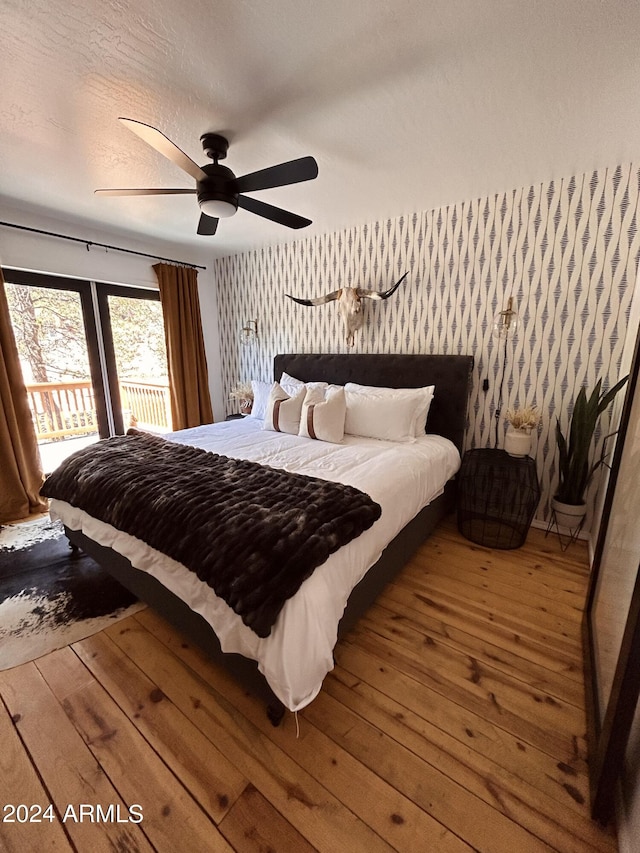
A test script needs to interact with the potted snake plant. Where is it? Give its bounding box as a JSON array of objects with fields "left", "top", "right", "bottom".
[{"left": 553, "top": 375, "right": 628, "bottom": 528}]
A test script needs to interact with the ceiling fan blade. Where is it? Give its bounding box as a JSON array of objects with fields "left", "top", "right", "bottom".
[
  {"left": 238, "top": 195, "right": 312, "bottom": 229},
  {"left": 235, "top": 156, "right": 318, "bottom": 193},
  {"left": 95, "top": 188, "right": 197, "bottom": 196},
  {"left": 119, "top": 118, "right": 207, "bottom": 182},
  {"left": 197, "top": 213, "right": 219, "bottom": 235}
]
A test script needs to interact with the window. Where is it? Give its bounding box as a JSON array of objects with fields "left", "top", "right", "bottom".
[{"left": 4, "top": 269, "right": 170, "bottom": 473}]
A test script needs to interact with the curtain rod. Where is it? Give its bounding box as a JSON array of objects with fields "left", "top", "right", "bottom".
[{"left": 0, "top": 220, "right": 207, "bottom": 271}]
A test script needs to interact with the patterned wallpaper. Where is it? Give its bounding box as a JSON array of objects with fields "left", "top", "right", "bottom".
[{"left": 215, "top": 163, "right": 640, "bottom": 527}]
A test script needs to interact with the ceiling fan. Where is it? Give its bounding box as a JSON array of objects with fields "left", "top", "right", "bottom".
[{"left": 95, "top": 118, "right": 319, "bottom": 236}]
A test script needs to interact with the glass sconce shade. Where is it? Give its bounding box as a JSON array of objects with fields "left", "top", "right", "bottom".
[
  {"left": 240, "top": 318, "right": 258, "bottom": 346},
  {"left": 492, "top": 297, "right": 519, "bottom": 340}
]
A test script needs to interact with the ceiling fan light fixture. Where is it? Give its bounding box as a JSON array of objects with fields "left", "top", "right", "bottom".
[{"left": 199, "top": 197, "right": 237, "bottom": 218}]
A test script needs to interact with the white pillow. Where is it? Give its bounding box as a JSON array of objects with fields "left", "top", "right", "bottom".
[
  {"left": 345, "top": 382, "right": 435, "bottom": 437},
  {"left": 280, "top": 371, "right": 304, "bottom": 387},
  {"left": 263, "top": 382, "right": 305, "bottom": 435},
  {"left": 280, "top": 371, "right": 329, "bottom": 395},
  {"left": 250, "top": 380, "right": 273, "bottom": 420},
  {"left": 344, "top": 390, "right": 421, "bottom": 442},
  {"left": 299, "top": 385, "right": 346, "bottom": 444}
]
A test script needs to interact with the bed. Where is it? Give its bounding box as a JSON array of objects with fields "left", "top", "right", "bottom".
[{"left": 46, "top": 352, "right": 473, "bottom": 724}]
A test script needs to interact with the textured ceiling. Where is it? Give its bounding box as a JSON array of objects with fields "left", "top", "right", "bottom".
[{"left": 2, "top": 0, "right": 640, "bottom": 259}]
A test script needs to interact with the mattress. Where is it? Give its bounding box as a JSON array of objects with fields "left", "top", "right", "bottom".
[{"left": 50, "top": 417, "right": 460, "bottom": 711}]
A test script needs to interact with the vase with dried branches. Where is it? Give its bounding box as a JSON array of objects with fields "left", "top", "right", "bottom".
[
  {"left": 504, "top": 405, "right": 539, "bottom": 457},
  {"left": 229, "top": 382, "right": 254, "bottom": 415}
]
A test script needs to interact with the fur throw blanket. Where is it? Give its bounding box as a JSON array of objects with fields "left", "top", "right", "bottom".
[{"left": 41, "top": 432, "right": 381, "bottom": 637}]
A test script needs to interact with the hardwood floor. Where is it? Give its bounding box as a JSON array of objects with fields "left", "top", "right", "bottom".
[{"left": 0, "top": 517, "right": 618, "bottom": 852}]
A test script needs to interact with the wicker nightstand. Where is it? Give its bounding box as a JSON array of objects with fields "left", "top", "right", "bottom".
[{"left": 456, "top": 448, "right": 541, "bottom": 549}]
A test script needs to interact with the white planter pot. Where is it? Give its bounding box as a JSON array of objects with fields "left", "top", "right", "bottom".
[
  {"left": 504, "top": 427, "right": 531, "bottom": 457},
  {"left": 551, "top": 497, "right": 586, "bottom": 530}
]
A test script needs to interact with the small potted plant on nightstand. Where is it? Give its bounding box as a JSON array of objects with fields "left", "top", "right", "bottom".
[
  {"left": 552, "top": 376, "right": 628, "bottom": 529},
  {"left": 229, "top": 382, "right": 254, "bottom": 415},
  {"left": 504, "top": 405, "right": 539, "bottom": 457}
]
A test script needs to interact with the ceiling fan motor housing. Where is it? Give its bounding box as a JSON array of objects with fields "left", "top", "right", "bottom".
[{"left": 197, "top": 162, "right": 239, "bottom": 217}]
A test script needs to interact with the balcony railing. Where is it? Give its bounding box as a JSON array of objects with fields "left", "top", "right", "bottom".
[
  {"left": 120, "top": 380, "right": 172, "bottom": 432},
  {"left": 26, "top": 381, "right": 97, "bottom": 441},
  {"left": 26, "top": 379, "right": 171, "bottom": 441}
]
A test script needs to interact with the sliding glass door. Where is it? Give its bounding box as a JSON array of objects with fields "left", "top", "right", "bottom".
[
  {"left": 4, "top": 269, "right": 170, "bottom": 473},
  {"left": 5, "top": 271, "right": 106, "bottom": 473},
  {"left": 97, "top": 285, "right": 171, "bottom": 435}
]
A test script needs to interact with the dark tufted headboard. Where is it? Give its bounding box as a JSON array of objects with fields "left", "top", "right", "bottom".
[{"left": 274, "top": 353, "right": 474, "bottom": 454}]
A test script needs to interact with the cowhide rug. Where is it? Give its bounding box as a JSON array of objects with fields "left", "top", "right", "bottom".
[{"left": 0, "top": 514, "right": 145, "bottom": 670}]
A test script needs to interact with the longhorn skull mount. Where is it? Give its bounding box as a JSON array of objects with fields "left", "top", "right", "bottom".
[{"left": 286, "top": 272, "right": 409, "bottom": 346}]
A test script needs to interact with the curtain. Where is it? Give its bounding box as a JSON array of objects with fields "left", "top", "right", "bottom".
[
  {"left": 0, "top": 269, "right": 47, "bottom": 522},
  {"left": 153, "top": 263, "right": 214, "bottom": 430}
]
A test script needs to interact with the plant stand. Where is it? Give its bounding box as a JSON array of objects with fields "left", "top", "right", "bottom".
[{"left": 544, "top": 508, "right": 586, "bottom": 551}]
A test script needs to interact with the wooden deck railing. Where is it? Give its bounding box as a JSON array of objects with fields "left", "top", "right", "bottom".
[
  {"left": 26, "top": 379, "right": 171, "bottom": 441},
  {"left": 120, "top": 381, "right": 172, "bottom": 432},
  {"left": 26, "top": 381, "right": 97, "bottom": 441}
]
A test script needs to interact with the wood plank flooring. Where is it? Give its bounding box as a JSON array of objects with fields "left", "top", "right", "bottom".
[{"left": 0, "top": 516, "right": 618, "bottom": 852}]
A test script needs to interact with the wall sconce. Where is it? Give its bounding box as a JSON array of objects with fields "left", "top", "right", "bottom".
[
  {"left": 240, "top": 318, "right": 258, "bottom": 346},
  {"left": 492, "top": 297, "right": 520, "bottom": 340}
]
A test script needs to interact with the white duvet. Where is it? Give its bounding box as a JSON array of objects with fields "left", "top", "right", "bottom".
[{"left": 50, "top": 417, "right": 460, "bottom": 711}]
